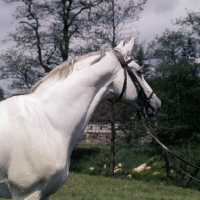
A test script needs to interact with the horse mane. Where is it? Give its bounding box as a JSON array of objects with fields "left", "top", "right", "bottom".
[{"left": 28, "top": 50, "right": 106, "bottom": 94}]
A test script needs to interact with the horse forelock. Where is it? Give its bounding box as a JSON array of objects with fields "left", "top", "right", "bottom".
[{"left": 28, "top": 50, "right": 106, "bottom": 94}]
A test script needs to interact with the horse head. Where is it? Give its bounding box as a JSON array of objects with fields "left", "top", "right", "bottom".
[{"left": 111, "top": 38, "right": 161, "bottom": 117}]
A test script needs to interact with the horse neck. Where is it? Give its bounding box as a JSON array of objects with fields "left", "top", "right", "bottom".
[{"left": 32, "top": 52, "right": 118, "bottom": 145}]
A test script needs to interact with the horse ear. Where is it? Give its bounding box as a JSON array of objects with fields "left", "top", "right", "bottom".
[
  {"left": 115, "top": 40, "right": 124, "bottom": 49},
  {"left": 121, "top": 37, "right": 135, "bottom": 57}
]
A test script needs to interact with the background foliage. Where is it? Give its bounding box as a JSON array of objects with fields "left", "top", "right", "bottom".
[{"left": 0, "top": 0, "right": 200, "bottom": 185}]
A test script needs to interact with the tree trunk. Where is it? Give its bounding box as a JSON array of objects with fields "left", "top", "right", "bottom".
[
  {"left": 109, "top": 103, "right": 116, "bottom": 175},
  {"left": 163, "top": 152, "right": 170, "bottom": 179}
]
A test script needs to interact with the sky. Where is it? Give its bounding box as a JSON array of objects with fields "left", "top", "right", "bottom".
[
  {"left": 0, "top": 0, "right": 200, "bottom": 52},
  {"left": 0, "top": 1, "right": 18, "bottom": 53},
  {"left": 0, "top": 0, "right": 200, "bottom": 95},
  {"left": 135, "top": 0, "right": 200, "bottom": 42}
]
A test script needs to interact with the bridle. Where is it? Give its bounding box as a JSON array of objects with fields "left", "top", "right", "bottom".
[
  {"left": 110, "top": 49, "right": 200, "bottom": 182},
  {"left": 109, "top": 49, "right": 154, "bottom": 118}
]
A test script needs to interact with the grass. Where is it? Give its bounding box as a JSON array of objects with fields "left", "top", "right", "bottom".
[
  {"left": 1, "top": 144, "right": 200, "bottom": 199},
  {"left": 70, "top": 144, "right": 200, "bottom": 184},
  {"left": 1, "top": 173, "right": 200, "bottom": 200},
  {"left": 50, "top": 172, "right": 200, "bottom": 200},
  {"left": 70, "top": 144, "right": 152, "bottom": 176}
]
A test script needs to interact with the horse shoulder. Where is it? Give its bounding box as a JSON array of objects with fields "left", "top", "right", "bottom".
[{"left": 0, "top": 96, "right": 68, "bottom": 191}]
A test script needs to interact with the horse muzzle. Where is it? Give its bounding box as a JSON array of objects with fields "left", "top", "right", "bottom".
[{"left": 146, "top": 97, "right": 161, "bottom": 117}]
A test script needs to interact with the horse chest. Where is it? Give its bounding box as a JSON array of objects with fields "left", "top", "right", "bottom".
[{"left": 5, "top": 156, "right": 69, "bottom": 197}]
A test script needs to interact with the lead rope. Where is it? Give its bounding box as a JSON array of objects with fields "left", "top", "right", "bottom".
[{"left": 139, "top": 113, "right": 200, "bottom": 182}]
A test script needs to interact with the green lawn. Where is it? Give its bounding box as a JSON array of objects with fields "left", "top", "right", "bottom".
[
  {"left": 1, "top": 144, "right": 200, "bottom": 199},
  {"left": 50, "top": 173, "right": 200, "bottom": 200},
  {"left": 1, "top": 173, "right": 199, "bottom": 200}
]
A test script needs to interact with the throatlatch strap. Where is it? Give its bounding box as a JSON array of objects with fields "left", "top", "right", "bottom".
[
  {"left": 108, "top": 50, "right": 132, "bottom": 104},
  {"left": 108, "top": 68, "right": 127, "bottom": 104}
]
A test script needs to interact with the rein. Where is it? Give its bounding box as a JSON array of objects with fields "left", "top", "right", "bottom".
[
  {"left": 110, "top": 49, "right": 200, "bottom": 182},
  {"left": 109, "top": 49, "right": 154, "bottom": 117},
  {"left": 140, "top": 116, "right": 200, "bottom": 181}
]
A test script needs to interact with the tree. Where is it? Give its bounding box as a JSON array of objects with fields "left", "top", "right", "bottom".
[
  {"left": 1, "top": 0, "right": 148, "bottom": 176},
  {"left": 1, "top": 49, "right": 41, "bottom": 90},
  {"left": 176, "top": 11, "right": 200, "bottom": 39},
  {"left": 0, "top": 88, "right": 4, "bottom": 101},
  {"left": 134, "top": 44, "right": 146, "bottom": 66},
  {"left": 84, "top": 0, "right": 147, "bottom": 50},
  {"left": 148, "top": 28, "right": 200, "bottom": 182},
  {"left": 80, "top": 100, "right": 147, "bottom": 175},
  {"left": 133, "top": 43, "right": 153, "bottom": 78},
  {"left": 87, "top": 0, "right": 147, "bottom": 175},
  {"left": 1, "top": 0, "right": 102, "bottom": 91}
]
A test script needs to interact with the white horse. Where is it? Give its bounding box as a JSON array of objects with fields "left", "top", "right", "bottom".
[{"left": 0, "top": 38, "right": 161, "bottom": 200}]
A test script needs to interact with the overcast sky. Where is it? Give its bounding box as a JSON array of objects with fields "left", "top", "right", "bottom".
[
  {"left": 0, "top": 0, "right": 200, "bottom": 52},
  {"left": 0, "top": 0, "right": 200, "bottom": 95},
  {"left": 135, "top": 0, "right": 200, "bottom": 42}
]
